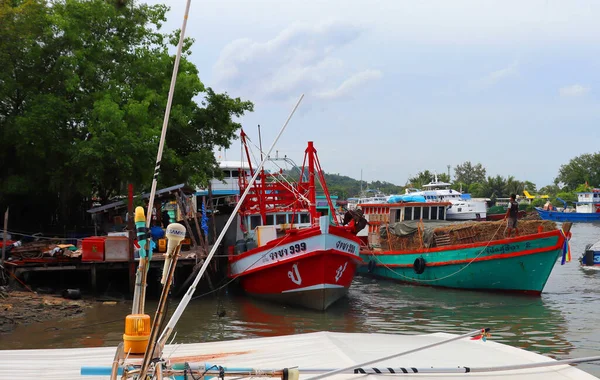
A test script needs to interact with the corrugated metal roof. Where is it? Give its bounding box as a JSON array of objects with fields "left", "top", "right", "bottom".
[{"left": 86, "top": 184, "right": 195, "bottom": 214}]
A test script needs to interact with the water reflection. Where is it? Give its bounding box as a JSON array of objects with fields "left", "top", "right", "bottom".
[{"left": 347, "top": 278, "right": 572, "bottom": 356}]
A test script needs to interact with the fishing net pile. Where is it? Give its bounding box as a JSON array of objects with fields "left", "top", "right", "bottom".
[{"left": 378, "top": 220, "right": 557, "bottom": 251}]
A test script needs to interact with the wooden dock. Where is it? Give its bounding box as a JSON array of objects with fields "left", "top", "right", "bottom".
[{"left": 3, "top": 248, "right": 209, "bottom": 294}]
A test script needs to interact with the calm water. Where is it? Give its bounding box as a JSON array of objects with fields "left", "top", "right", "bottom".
[{"left": 2, "top": 223, "right": 600, "bottom": 376}]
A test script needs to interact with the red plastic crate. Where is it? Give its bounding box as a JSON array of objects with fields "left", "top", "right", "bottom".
[{"left": 82, "top": 237, "right": 106, "bottom": 262}]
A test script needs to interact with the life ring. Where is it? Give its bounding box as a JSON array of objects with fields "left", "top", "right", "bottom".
[
  {"left": 368, "top": 260, "right": 376, "bottom": 273},
  {"left": 413, "top": 257, "right": 426, "bottom": 274}
]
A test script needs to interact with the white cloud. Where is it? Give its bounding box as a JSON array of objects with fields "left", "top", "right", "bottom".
[
  {"left": 315, "top": 70, "right": 383, "bottom": 100},
  {"left": 212, "top": 21, "right": 380, "bottom": 101},
  {"left": 475, "top": 61, "right": 519, "bottom": 88},
  {"left": 559, "top": 84, "right": 591, "bottom": 97}
]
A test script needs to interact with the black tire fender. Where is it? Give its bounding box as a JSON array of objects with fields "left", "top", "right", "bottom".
[
  {"left": 413, "top": 257, "right": 426, "bottom": 274},
  {"left": 368, "top": 260, "right": 376, "bottom": 273}
]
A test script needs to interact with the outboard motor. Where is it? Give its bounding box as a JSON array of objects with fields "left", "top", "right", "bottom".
[{"left": 583, "top": 244, "right": 595, "bottom": 266}]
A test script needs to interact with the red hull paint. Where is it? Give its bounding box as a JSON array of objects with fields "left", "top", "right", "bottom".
[
  {"left": 239, "top": 250, "right": 360, "bottom": 310},
  {"left": 229, "top": 227, "right": 363, "bottom": 310}
]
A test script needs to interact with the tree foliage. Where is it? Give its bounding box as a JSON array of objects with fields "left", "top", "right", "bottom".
[
  {"left": 555, "top": 152, "right": 600, "bottom": 190},
  {"left": 0, "top": 0, "right": 253, "bottom": 230},
  {"left": 453, "top": 161, "right": 486, "bottom": 186}
]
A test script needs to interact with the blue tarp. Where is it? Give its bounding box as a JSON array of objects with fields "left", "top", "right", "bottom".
[{"left": 387, "top": 194, "right": 426, "bottom": 203}]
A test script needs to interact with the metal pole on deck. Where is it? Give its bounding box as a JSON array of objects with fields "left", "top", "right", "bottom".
[
  {"left": 127, "top": 184, "right": 135, "bottom": 294},
  {"left": 1, "top": 207, "right": 8, "bottom": 266},
  {"left": 132, "top": 0, "right": 193, "bottom": 315}
]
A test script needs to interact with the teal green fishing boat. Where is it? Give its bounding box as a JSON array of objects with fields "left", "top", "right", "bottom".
[{"left": 357, "top": 203, "right": 569, "bottom": 295}]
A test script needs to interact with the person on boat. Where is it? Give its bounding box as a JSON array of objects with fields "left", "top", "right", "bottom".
[
  {"left": 342, "top": 208, "right": 368, "bottom": 234},
  {"left": 505, "top": 193, "right": 519, "bottom": 237},
  {"left": 161, "top": 209, "right": 171, "bottom": 228}
]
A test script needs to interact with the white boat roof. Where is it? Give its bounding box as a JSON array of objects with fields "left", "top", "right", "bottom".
[
  {"left": 218, "top": 160, "right": 250, "bottom": 170},
  {"left": 422, "top": 181, "right": 452, "bottom": 188},
  {"left": 1, "top": 331, "right": 595, "bottom": 379}
]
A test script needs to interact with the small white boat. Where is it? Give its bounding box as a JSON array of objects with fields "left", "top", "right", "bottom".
[
  {"left": 3, "top": 331, "right": 597, "bottom": 379},
  {"left": 347, "top": 190, "right": 389, "bottom": 211}
]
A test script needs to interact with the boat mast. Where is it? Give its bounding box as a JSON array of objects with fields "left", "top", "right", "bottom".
[
  {"left": 258, "top": 124, "right": 267, "bottom": 225},
  {"left": 307, "top": 141, "right": 318, "bottom": 221}
]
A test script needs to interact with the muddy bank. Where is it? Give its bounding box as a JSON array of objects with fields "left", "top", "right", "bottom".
[{"left": 0, "top": 289, "right": 89, "bottom": 334}]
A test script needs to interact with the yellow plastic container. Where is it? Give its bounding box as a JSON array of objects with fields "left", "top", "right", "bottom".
[
  {"left": 123, "top": 314, "right": 151, "bottom": 354},
  {"left": 158, "top": 238, "right": 167, "bottom": 253}
]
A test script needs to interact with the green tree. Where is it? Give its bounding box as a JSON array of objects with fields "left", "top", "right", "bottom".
[
  {"left": 468, "top": 182, "right": 486, "bottom": 198},
  {"left": 453, "top": 161, "right": 486, "bottom": 186},
  {"left": 539, "top": 184, "right": 561, "bottom": 197},
  {"left": 482, "top": 175, "right": 507, "bottom": 199},
  {"left": 523, "top": 181, "right": 537, "bottom": 193},
  {"left": 505, "top": 176, "right": 524, "bottom": 197},
  {"left": 555, "top": 152, "right": 600, "bottom": 190},
  {"left": 0, "top": 0, "right": 253, "bottom": 229},
  {"left": 368, "top": 180, "right": 404, "bottom": 195}
]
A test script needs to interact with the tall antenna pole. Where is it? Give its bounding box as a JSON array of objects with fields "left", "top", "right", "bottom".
[
  {"left": 360, "top": 169, "right": 363, "bottom": 194},
  {"left": 131, "top": 0, "right": 193, "bottom": 315},
  {"left": 257, "top": 124, "right": 267, "bottom": 224}
]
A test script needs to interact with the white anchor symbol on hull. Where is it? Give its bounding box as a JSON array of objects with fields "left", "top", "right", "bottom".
[
  {"left": 335, "top": 262, "right": 348, "bottom": 282},
  {"left": 288, "top": 263, "right": 302, "bottom": 285}
]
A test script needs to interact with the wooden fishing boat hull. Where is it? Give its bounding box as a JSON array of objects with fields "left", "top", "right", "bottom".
[
  {"left": 359, "top": 230, "right": 565, "bottom": 295},
  {"left": 229, "top": 225, "right": 362, "bottom": 310},
  {"left": 535, "top": 207, "right": 600, "bottom": 222}
]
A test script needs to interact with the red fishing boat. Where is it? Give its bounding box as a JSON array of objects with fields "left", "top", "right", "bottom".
[{"left": 227, "top": 133, "right": 364, "bottom": 310}]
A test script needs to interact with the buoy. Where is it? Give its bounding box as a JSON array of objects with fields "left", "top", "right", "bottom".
[{"left": 123, "top": 314, "right": 151, "bottom": 354}]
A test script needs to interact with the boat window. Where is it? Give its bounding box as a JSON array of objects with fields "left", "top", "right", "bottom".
[
  {"left": 300, "top": 213, "right": 310, "bottom": 223},
  {"left": 231, "top": 170, "right": 240, "bottom": 178},
  {"left": 222, "top": 170, "right": 231, "bottom": 178},
  {"left": 266, "top": 214, "right": 275, "bottom": 225},
  {"left": 439, "top": 207, "right": 445, "bottom": 220},
  {"left": 422, "top": 207, "right": 430, "bottom": 220},
  {"left": 404, "top": 207, "right": 413, "bottom": 221},
  {"left": 414, "top": 207, "right": 421, "bottom": 220},
  {"left": 250, "top": 215, "right": 261, "bottom": 230},
  {"left": 395, "top": 209, "right": 401, "bottom": 222},
  {"left": 276, "top": 214, "right": 286, "bottom": 224},
  {"left": 431, "top": 207, "right": 438, "bottom": 220}
]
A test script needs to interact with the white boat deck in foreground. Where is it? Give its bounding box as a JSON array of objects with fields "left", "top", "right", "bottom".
[{"left": 0, "top": 331, "right": 596, "bottom": 379}]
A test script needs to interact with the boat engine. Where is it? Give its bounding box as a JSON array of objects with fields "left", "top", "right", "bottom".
[{"left": 582, "top": 244, "right": 595, "bottom": 266}]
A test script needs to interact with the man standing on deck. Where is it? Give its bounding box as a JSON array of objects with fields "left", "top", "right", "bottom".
[{"left": 505, "top": 193, "right": 519, "bottom": 237}]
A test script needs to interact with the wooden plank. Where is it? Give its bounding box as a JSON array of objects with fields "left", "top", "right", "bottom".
[{"left": 1, "top": 207, "right": 8, "bottom": 266}]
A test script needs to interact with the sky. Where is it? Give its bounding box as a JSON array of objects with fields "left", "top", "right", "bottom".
[{"left": 142, "top": 0, "right": 600, "bottom": 189}]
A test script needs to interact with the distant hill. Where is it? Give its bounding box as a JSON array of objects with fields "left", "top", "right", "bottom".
[{"left": 281, "top": 169, "right": 404, "bottom": 199}]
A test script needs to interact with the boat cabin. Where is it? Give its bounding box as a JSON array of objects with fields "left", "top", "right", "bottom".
[
  {"left": 241, "top": 211, "right": 312, "bottom": 232},
  {"left": 196, "top": 160, "right": 251, "bottom": 196},
  {"left": 575, "top": 188, "right": 600, "bottom": 213},
  {"left": 357, "top": 201, "right": 451, "bottom": 237}
]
